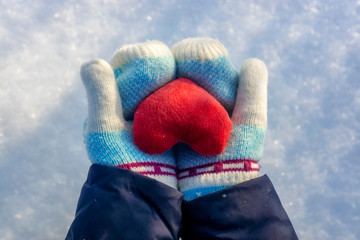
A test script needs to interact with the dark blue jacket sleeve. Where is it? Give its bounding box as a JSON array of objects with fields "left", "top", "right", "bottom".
[
  {"left": 181, "top": 174, "right": 299, "bottom": 240},
  {"left": 65, "top": 164, "right": 183, "bottom": 240},
  {"left": 66, "top": 165, "right": 297, "bottom": 240}
]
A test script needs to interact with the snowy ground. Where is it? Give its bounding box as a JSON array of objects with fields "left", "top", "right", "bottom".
[{"left": 0, "top": 0, "right": 359, "bottom": 239}]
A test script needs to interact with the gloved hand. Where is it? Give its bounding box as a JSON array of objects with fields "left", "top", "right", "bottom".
[
  {"left": 172, "top": 38, "right": 268, "bottom": 200},
  {"left": 80, "top": 41, "right": 178, "bottom": 188}
]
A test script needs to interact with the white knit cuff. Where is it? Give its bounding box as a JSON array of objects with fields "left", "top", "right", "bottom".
[
  {"left": 172, "top": 37, "right": 229, "bottom": 62},
  {"left": 110, "top": 40, "right": 173, "bottom": 70}
]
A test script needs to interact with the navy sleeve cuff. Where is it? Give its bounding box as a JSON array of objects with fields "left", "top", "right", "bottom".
[
  {"left": 66, "top": 164, "right": 183, "bottom": 240},
  {"left": 181, "top": 175, "right": 299, "bottom": 240}
]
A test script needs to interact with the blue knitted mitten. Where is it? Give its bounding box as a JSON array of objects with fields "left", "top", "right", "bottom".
[
  {"left": 173, "top": 38, "right": 268, "bottom": 200},
  {"left": 81, "top": 41, "right": 177, "bottom": 188}
]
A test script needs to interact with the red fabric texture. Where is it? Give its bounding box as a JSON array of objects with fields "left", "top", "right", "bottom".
[{"left": 133, "top": 78, "right": 232, "bottom": 156}]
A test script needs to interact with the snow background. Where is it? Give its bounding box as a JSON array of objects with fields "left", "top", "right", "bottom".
[{"left": 0, "top": 0, "right": 359, "bottom": 239}]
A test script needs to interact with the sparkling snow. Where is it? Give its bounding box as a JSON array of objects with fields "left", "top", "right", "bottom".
[{"left": 0, "top": 0, "right": 359, "bottom": 239}]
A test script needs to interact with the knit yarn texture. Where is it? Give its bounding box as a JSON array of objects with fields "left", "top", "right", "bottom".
[
  {"left": 81, "top": 42, "right": 178, "bottom": 189},
  {"left": 173, "top": 38, "right": 268, "bottom": 200}
]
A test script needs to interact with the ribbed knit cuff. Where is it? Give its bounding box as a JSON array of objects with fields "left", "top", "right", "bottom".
[
  {"left": 111, "top": 41, "right": 173, "bottom": 70},
  {"left": 85, "top": 128, "right": 177, "bottom": 189},
  {"left": 178, "top": 159, "right": 260, "bottom": 201},
  {"left": 118, "top": 162, "right": 177, "bottom": 189},
  {"left": 172, "top": 37, "right": 229, "bottom": 62}
]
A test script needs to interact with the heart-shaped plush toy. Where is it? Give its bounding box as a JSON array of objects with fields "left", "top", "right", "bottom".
[{"left": 133, "top": 78, "right": 232, "bottom": 156}]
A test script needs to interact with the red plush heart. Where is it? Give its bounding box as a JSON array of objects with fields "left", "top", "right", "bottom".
[{"left": 133, "top": 78, "right": 232, "bottom": 156}]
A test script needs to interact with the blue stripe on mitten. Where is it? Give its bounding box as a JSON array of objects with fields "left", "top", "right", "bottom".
[
  {"left": 176, "top": 125, "right": 265, "bottom": 167},
  {"left": 85, "top": 129, "right": 176, "bottom": 166}
]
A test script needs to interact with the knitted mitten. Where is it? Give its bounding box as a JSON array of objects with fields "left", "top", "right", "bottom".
[
  {"left": 81, "top": 41, "right": 177, "bottom": 188},
  {"left": 173, "top": 38, "right": 268, "bottom": 200}
]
